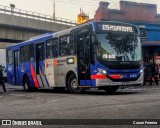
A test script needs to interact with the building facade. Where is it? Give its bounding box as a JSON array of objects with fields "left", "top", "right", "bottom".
[{"left": 94, "top": 1, "right": 160, "bottom": 60}]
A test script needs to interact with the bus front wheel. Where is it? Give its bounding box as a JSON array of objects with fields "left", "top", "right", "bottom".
[
  {"left": 67, "top": 74, "right": 83, "bottom": 94},
  {"left": 103, "top": 86, "right": 119, "bottom": 94}
]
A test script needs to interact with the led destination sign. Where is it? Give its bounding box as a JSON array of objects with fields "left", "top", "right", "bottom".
[
  {"left": 98, "top": 24, "right": 135, "bottom": 32},
  {"left": 102, "top": 25, "right": 133, "bottom": 32}
]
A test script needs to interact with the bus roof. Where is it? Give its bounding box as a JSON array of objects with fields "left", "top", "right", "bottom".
[
  {"left": 54, "top": 21, "right": 138, "bottom": 36},
  {"left": 6, "top": 21, "right": 138, "bottom": 49}
]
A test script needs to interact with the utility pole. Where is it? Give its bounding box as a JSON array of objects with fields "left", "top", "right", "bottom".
[{"left": 53, "top": 0, "right": 55, "bottom": 19}]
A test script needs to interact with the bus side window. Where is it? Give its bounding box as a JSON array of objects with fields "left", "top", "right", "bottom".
[
  {"left": 46, "top": 41, "right": 52, "bottom": 59},
  {"left": 30, "top": 44, "right": 34, "bottom": 61},
  {"left": 59, "top": 35, "right": 74, "bottom": 57},
  {"left": 7, "top": 49, "right": 13, "bottom": 64},
  {"left": 59, "top": 36, "right": 67, "bottom": 56},
  {"left": 20, "top": 45, "right": 30, "bottom": 62},
  {"left": 46, "top": 38, "right": 58, "bottom": 59},
  {"left": 74, "top": 35, "right": 77, "bottom": 55},
  {"left": 69, "top": 35, "right": 74, "bottom": 55},
  {"left": 37, "top": 43, "right": 44, "bottom": 61}
]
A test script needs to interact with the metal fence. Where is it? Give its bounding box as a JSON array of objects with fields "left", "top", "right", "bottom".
[{"left": 0, "top": 5, "right": 77, "bottom": 26}]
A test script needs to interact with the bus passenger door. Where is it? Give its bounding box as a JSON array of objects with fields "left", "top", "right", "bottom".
[
  {"left": 77, "top": 32, "right": 91, "bottom": 86},
  {"left": 45, "top": 38, "right": 59, "bottom": 87},
  {"left": 35, "top": 43, "right": 46, "bottom": 87},
  {"left": 14, "top": 50, "right": 20, "bottom": 85}
]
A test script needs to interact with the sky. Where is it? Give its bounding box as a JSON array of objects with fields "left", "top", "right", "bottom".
[{"left": 0, "top": 0, "right": 160, "bottom": 21}]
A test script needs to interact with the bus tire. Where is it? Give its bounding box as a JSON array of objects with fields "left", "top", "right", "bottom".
[
  {"left": 104, "top": 86, "right": 119, "bottom": 94},
  {"left": 23, "top": 76, "right": 31, "bottom": 92},
  {"left": 67, "top": 74, "right": 83, "bottom": 94}
]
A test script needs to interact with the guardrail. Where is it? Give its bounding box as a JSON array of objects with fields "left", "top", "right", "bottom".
[{"left": 0, "top": 5, "right": 77, "bottom": 26}]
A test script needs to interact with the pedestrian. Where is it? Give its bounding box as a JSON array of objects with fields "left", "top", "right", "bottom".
[
  {"left": 149, "top": 60, "right": 159, "bottom": 86},
  {"left": 0, "top": 65, "right": 6, "bottom": 92},
  {"left": 143, "top": 61, "right": 150, "bottom": 86}
]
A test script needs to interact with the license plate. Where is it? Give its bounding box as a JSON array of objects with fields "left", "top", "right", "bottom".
[{"left": 122, "top": 82, "right": 129, "bottom": 85}]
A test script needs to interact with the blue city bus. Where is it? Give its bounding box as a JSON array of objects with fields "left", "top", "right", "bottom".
[{"left": 6, "top": 21, "right": 143, "bottom": 94}]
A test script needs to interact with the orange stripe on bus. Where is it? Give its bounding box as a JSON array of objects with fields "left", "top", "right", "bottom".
[{"left": 54, "top": 59, "right": 58, "bottom": 66}]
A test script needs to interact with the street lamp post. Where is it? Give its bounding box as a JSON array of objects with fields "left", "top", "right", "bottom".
[{"left": 53, "top": 0, "right": 55, "bottom": 19}]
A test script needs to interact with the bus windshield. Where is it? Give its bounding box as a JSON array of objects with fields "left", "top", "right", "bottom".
[{"left": 96, "top": 32, "right": 141, "bottom": 62}]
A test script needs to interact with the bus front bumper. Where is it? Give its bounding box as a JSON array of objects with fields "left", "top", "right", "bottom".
[{"left": 95, "top": 72, "right": 144, "bottom": 87}]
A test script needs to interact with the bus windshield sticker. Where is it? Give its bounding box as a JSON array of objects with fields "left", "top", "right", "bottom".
[
  {"left": 103, "top": 54, "right": 108, "bottom": 59},
  {"left": 102, "top": 54, "right": 116, "bottom": 59},
  {"left": 108, "top": 54, "right": 116, "bottom": 59}
]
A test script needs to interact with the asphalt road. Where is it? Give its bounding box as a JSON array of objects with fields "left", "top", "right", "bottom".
[{"left": 0, "top": 83, "right": 160, "bottom": 128}]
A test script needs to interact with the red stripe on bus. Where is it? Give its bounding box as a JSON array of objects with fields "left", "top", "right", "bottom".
[
  {"left": 108, "top": 74, "right": 121, "bottom": 79},
  {"left": 91, "top": 74, "right": 107, "bottom": 79},
  {"left": 30, "top": 64, "right": 39, "bottom": 87}
]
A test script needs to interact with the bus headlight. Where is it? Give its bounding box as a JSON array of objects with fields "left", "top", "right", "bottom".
[
  {"left": 98, "top": 68, "right": 106, "bottom": 75},
  {"left": 140, "top": 69, "right": 143, "bottom": 74}
]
